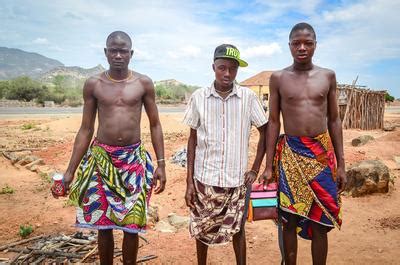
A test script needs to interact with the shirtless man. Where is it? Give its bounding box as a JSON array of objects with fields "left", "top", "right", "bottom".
[
  {"left": 53, "top": 31, "right": 166, "bottom": 265},
  {"left": 261, "top": 23, "right": 346, "bottom": 265}
]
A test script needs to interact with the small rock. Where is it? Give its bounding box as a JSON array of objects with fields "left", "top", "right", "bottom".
[
  {"left": 351, "top": 135, "right": 374, "bottom": 147},
  {"left": 394, "top": 156, "right": 400, "bottom": 167},
  {"left": 154, "top": 220, "right": 177, "bottom": 233},
  {"left": 3, "top": 151, "right": 32, "bottom": 164},
  {"left": 25, "top": 159, "right": 45, "bottom": 170},
  {"left": 378, "top": 248, "right": 383, "bottom": 253},
  {"left": 17, "top": 155, "right": 40, "bottom": 166},
  {"left": 383, "top": 126, "right": 396, "bottom": 131},
  {"left": 28, "top": 165, "right": 39, "bottom": 172},
  {"left": 346, "top": 160, "right": 390, "bottom": 197},
  {"left": 167, "top": 213, "right": 190, "bottom": 229},
  {"left": 148, "top": 205, "right": 160, "bottom": 225}
]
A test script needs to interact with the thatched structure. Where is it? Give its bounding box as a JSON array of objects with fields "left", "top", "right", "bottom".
[{"left": 337, "top": 84, "right": 386, "bottom": 130}]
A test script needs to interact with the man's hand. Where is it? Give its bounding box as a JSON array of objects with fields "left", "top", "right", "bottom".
[
  {"left": 244, "top": 170, "right": 258, "bottom": 186},
  {"left": 51, "top": 172, "right": 73, "bottom": 199},
  {"left": 185, "top": 183, "right": 195, "bottom": 209},
  {"left": 259, "top": 167, "right": 274, "bottom": 185},
  {"left": 336, "top": 166, "right": 347, "bottom": 194},
  {"left": 153, "top": 166, "right": 166, "bottom": 194}
]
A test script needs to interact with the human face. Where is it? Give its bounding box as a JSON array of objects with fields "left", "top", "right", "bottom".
[
  {"left": 104, "top": 38, "right": 133, "bottom": 70},
  {"left": 289, "top": 29, "right": 316, "bottom": 64},
  {"left": 213, "top": 58, "right": 239, "bottom": 89}
]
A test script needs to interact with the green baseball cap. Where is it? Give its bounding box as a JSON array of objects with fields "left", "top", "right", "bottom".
[{"left": 213, "top": 44, "right": 248, "bottom": 67}]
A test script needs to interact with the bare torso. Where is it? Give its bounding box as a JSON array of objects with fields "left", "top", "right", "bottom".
[
  {"left": 278, "top": 65, "right": 334, "bottom": 137},
  {"left": 90, "top": 71, "right": 147, "bottom": 145}
]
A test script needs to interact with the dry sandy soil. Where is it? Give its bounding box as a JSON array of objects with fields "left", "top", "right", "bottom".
[{"left": 0, "top": 110, "right": 399, "bottom": 264}]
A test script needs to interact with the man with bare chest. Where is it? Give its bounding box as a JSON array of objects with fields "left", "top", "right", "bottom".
[
  {"left": 261, "top": 23, "right": 346, "bottom": 265},
  {"left": 52, "top": 31, "right": 166, "bottom": 264}
]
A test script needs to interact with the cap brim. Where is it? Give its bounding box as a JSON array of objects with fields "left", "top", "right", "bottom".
[{"left": 215, "top": 56, "right": 248, "bottom": 67}]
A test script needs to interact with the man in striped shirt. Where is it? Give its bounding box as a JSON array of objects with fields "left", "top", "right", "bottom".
[{"left": 183, "top": 44, "right": 268, "bottom": 265}]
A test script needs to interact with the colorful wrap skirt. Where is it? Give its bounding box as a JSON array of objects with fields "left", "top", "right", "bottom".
[
  {"left": 69, "top": 139, "right": 153, "bottom": 233},
  {"left": 274, "top": 131, "right": 342, "bottom": 239},
  {"left": 189, "top": 178, "right": 247, "bottom": 245}
]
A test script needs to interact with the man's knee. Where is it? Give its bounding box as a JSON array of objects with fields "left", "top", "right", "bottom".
[
  {"left": 123, "top": 231, "right": 139, "bottom": 239},
  {"left": 98, "top": 229, "right": 113, "bottom": 237},
  {"left": 311, "top": 222, "right": 329, "bottom": 235},
  {"left": 283, "top": 215, "right": 298, "bottom": 232}
]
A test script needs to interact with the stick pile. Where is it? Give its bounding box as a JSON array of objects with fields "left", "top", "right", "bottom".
[{"left": 0, "top": 232, "right": 156, "bottom": 264}]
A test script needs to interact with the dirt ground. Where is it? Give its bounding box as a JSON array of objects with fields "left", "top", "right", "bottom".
[{"left": 0, "top": 110, "right": 399, "bottom": 264}]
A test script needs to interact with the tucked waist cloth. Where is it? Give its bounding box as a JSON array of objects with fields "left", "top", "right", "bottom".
[
  {"left": 274, "top": 131, "right": 342, "bottom": 239},
  {"left": 69, "top": 138, "right": 153, "bottom": 233},
  {"left": 189, "top": 178, "right": 247, "bottom": 246}
]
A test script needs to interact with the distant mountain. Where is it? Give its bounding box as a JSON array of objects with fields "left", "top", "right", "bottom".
[
  {"left": 39, "top": 64, "right": 105, "bottom": 83},
  {"left": 0, "top": 47, "right": 64, "bottom": 79}
]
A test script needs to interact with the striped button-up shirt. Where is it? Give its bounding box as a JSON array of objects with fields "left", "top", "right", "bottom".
[{"left": 183, "top": 82, "right": 267, "bottom": 187}]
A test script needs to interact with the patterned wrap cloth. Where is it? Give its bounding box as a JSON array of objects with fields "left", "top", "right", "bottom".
[
  {"left": 69, "top": 139, "right": 153, "bottom": 233},
  {"left": 189, "top": 179, "right": 247, "bottom": 245},
  {"left": 274, "top": 131, "right": 342, "bottom": 239}
]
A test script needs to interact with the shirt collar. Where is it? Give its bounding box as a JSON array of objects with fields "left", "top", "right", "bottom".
[{"left": 206, "top": 81, "right": 241, "bottom": 98}]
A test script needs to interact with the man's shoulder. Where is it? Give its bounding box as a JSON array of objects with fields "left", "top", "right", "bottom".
[
  {"left": 84, "top": 73, "right": 103, "bottom": 89},
  {"left": 191, "top": 87, "right": 208, "bottom": 98},
  {"left": 237, "top": 85, "right": 257, "bottom": 98},
  {"left": 315, "top": 66, "right": 336, "bottom": 77},
  {"left": 131, "top": 71, "right": 153, "bottom": 87}
]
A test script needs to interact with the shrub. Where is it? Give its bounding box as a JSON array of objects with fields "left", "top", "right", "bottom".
[
  {"left": 0, "top": 185, "right": 14, "bottom": 194},
  {"left": 385, "top": 92, "right": 395, "bottom": 102},
  {"left": 5, "top": 77, "right": 44, "bottom": 101},
  {"left": 19, "top": 224, "right": 33, "bottom": 238}
]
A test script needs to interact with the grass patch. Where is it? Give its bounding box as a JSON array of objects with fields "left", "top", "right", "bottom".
[
  {"left": 21, "top": 122, "right": 37, "bottom": 130},
  {"left": 0, "top": 184, "right": 14, "bottom": 194},
  {"left": 19, "top": 224, "right": 33, "bottom": 238},
  {"left": 39, "top": 172, "right": 51, "bottom": 183}
]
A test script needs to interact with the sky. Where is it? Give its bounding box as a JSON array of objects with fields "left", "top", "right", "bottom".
[{"left": 1, "top": 0, "right": 399, "bottom": 98}]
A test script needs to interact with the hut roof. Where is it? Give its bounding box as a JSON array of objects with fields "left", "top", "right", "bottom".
[{"left": 240, "top": 71, "right": 274, "bottom": 86}]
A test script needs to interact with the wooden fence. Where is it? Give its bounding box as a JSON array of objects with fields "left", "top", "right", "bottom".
[{"left": 337, "top": 85, "right": 386, "bottom": 130}]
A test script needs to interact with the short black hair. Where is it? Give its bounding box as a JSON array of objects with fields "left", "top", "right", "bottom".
[
  {"left": 289, "top": 23, "right": 316, "bottom": 40},
  {"left": 106, "top": 31, "right": 132, "bottom": 48}
]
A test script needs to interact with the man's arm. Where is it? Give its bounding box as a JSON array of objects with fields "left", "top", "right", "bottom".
[
  {"left": 142, "top": 76, "right": 166, "bottom": 194},
  {"left": 63, "top": 78, "right": 97, "bottom": 192},
  {"left": 260, "top": 71, "right": 281, "bottom": 183},
  {"left": 244, "top": 124, "right": 266, "bottom": 185},
  {"left": 327, "top": 71, "right": 347, "bottom": 193},
  {"left": 185, "top": 128, "right": 197, "bottom": 209}
]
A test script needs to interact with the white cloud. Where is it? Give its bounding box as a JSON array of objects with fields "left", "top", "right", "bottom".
[
  {"left": 315, "top": 0, "right": 400, "bottom": 65},
  {"left": 134, "top": 48, "right": 153, "bottom": 61},
  {"left": 167, "top": 45, "right": 202, "bottom": 59},
  {"left": 32, "top": 37, "right": 49, "bottom": 44},
  {"left": 241, "top": 43, "right": 282, "bottom": 59}
]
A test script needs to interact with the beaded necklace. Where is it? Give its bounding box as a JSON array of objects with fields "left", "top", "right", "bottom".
[
  {"left": 105, "top": 70, "right": 133, "bottom": 83},
  {"left": 215, "top": 88, "right": 233, "bottom": 94}
]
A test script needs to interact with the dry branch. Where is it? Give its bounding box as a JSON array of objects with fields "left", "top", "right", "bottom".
[{"left": 0, "top": 235, "right": 45, "bottom": 251}]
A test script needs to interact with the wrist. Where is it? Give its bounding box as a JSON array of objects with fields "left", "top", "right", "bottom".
[
  {"left": 249, "top": 169, "right": 258, "bottom": 175},
  {"left": 156, "top": 158, "right": 166, "bottom": 167},
  {"left": 186, "top": 176, "right": 194, "bottom": 185}
]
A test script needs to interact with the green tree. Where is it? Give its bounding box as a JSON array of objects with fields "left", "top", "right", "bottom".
[
  {"left": 385, "top": 92, "right": 395, "bottom": 102},
  {"left": 0, "top": 80, "right": 10, "bottom": 99},
  {"left": 5, "top": 77, "right": 44, "bottom": 101}
]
